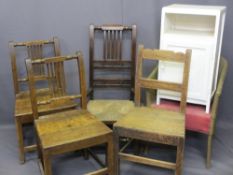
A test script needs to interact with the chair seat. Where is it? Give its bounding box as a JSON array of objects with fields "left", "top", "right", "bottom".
[
  {"left": 151, "top": 100, "right": 211, "bottom": 134},
  {"left": 114, "top": 107, "right": 185, "bottom": 139},
  {"left": 15, "top": 90, "right": 77, "bottom": 118},
  {"left": 35, "top": 110, "right": 112, "bottom": 149},
  {"left": 15, "top": 89, "right": 50, "bottom": 117},
  {"left": 87, "top": 100, "right": 134, "bottom": 124}
]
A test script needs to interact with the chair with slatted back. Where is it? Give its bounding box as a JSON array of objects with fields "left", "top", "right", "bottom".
[
  {"left": 87, "top": 24, "right": 136, "bottom": 125},
  {"left": 113, "top": 45, "right": 191, "bottom": 175},
  {"left": 26, "top": 53, "right": 114, "bottom": 175},
  {"left": 9, "top": 37, "right": 76, "bottom": 164}
]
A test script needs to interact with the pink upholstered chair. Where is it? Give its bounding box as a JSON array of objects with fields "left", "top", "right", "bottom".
[{"left": 147, "top": 57, "right": 228, "bottom": 168}]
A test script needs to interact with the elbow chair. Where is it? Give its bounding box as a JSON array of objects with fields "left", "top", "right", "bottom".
[{"left": 147, "top": 57, "right": 228, "bottom": 168}]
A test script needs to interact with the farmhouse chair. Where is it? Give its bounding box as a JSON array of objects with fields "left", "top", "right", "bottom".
[
  {"left": 26, "top": 53, "right": 114, "bottom": 175},
  {"left": 87, "top": 24, "right": 136, "bottom": 125},
  {"left": 9, "top": 37, "right": 76, "bottom": 163},
  {"left": 113, "top": 45, "right": 191, "bottom": 175}
]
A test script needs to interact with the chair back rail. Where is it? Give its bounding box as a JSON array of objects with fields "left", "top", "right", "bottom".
[
  {"left": 26, "top": 53, "right": 87, "bottom": 119},
  {"left": 9, "top": 37, "right": 61, "bottom": 94},
  {"left": 135, "top": 45, "right": 192, "bottom": 113}
]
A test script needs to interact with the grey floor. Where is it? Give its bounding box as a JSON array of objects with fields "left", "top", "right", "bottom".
[{"left": 0, "top": 120, "right": 233, "bottom": 175}]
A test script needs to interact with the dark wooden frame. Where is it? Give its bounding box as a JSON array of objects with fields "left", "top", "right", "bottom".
[{"left": 89, "top": 24, "right": 137, "bottom": 99}]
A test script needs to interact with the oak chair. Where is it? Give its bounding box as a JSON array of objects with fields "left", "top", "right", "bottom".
[
  {"left": 87, "top": 24, "right": 136, "bottom": 124},
  {"left": 113, "top": 45, "right": 191, "bottom": 175},
  {"left": 9, "top": 37, "right": 61, "bottom": 96},
  {"left": 9, "top": 37, "right": 76, "bottom": 163},
  {"left": 26, "top": 53, "right": 114, "bottom": 175},
  {"left": 147, "top": 57, "right": 228, "bottom": 168}
]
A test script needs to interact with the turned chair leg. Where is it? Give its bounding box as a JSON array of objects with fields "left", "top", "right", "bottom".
[
  {"left": 175, "top": 139, "right": 184, "bottom": 175},
  {"left": 15, "top": 118, "right": 25, "bottom": 164},
  {"left": 206, "top": 134, "right": 213, "bottom": 168}
]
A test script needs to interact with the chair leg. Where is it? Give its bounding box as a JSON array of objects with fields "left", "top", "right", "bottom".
[
  {"left": 114, "top": 129, "right": 120, "bottom": 175},
  {"left": 42, "top": 153, "right": 52, "bottom": 175},
  {"left": 133, "top": 140, "right": 141, "bottom": 155},
  {"left": 82, "top": 149, "right": 89, "bottom": 160},
  {"left": 107, "top": 136, "right": 115, "bottom": 175},
  {"left": 206, "top": 134, "right": 213, "bottom": 168},
  {"left": 130, "top": 90, "right": 134, "bottom": 101},
  {"left": 175, "top": 139, "right": 184, "bottom": 175},
  {"left": 37, "top": 139, "right": 44, "bottom": 167},
  {"left": 15, "top": 118, "right": 25, "bottom": 164}
]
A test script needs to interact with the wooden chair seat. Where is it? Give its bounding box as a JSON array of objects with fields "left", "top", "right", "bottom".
[
  {"left": 36, "top": 109, "right": 114, "bottom": 175},
  {"left": 36, "top": 110, "right": 112, "bottom": 150},
  {"left": 15, "top": 91, "right": 77, "bottom": 118},
  {"left": 114, "top": 107, "right": 186, "bottom": 174},
  {"left": 87, "top": 100, "right": 134, "bottom": 124},
  {"left": 114, "top": 107, "right": 184, "bottom": 140}
]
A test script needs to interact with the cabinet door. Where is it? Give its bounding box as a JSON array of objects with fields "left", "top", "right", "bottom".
[{"left": 159, "top": 38, "right": 214, "bottom": 103}]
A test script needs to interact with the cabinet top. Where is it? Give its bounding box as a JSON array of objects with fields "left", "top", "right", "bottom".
[{"left": 163, "top": 4, "right": 226, "bottom": 15}]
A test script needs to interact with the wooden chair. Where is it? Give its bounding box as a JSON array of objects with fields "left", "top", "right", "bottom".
[
  {"left": 26, "top": 53, "right": 114, "bottom": 175},
  {"left": 147, "top": 57, "right": 228, "bottom": 168},
  {"left": 9, "top": 37, "right": 61, "bottom": 96},
  {"left": 9, "top": 37, "right": 76, "bottom": 164},
  {"left": 113, "top": 45, "right": 191, "bottom": 175},
  {"left": 87, "top": 24, "right": 136, "bottom": 124}
]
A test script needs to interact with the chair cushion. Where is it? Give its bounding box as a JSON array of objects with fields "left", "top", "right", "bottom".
[
  {"left": 87, "top": 100, "right": 135, "bottom": 124},
  {"left": 151, "top": 100, "right": 211, "bottom": 134}
]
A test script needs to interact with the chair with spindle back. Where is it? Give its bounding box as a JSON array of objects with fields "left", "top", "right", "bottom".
[
  {"left": 26, "top": 53, "right": 114, "bottom": 175},
  {"left": 87, "top": 24, "right": 137, "bottom": 125},
  {"left": 9, "top": 37, "right": 75, "bottom": 164},
  {"left": 9, "top": 37, "right": 61, "bottom": 95},
  {"left": 113, "top": 45, "right": 191, "bottom": 175}
]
